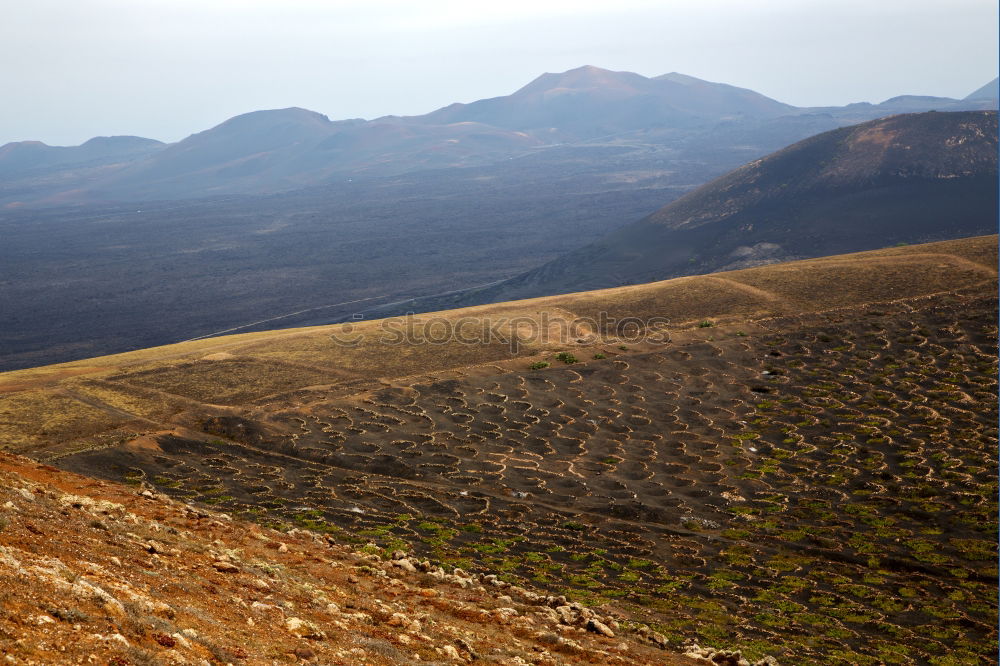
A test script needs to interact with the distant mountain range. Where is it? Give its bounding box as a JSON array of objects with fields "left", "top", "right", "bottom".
[
  {"left": 414, "top": 65, "right": 795, "bottom": 135},
  {"left": 1, "top": 66, "right": 996, "bottom": 205},
  {"left": 0, "top": 136, "right": 164, "bottom": 176},
  {"left": 397, "top": 111, "right": 999, "bottom": 310},
  {"left": 1, "top": 72, "right": 997, "bottom": 372},
  {"left": 966, "top": 77, "right": 999, "bottom": 101}
]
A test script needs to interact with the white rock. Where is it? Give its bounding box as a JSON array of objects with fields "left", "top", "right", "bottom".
[
  {"left": 392, "top": 558, "right": 417, "bottom": 573},
  {"left": 555, "top": 605, "right": 577, "bottom": 625},
  {"left": 587, "top": 618, "right": 615, "bottom": 637},
  {"left": 286, "top": 616, "right": 324, "bottom": 639},
  {"left": 387, "top": 613, "right": 408, "bottom": 627}
]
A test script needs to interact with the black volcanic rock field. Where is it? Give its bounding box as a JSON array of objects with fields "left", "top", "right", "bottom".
[
  {"left": 4, "top": 237, "right": 994, "bottom": 664},
  {"left": 0, "top": 156, "right": 697, "bottom": 372}
]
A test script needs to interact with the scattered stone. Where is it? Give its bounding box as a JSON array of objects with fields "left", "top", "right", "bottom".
[
  {"left": 286, "top": 617, "right": 325, "bottom": 640},
  {"left": 440, "top": 644, "right": 462, "bottom": 661},
  {"left": 555, "top": 605, "right": 576, "bottom": 625},
  {"left": 249, "top": 577, "right": 270, "bottom": 591},
  {"left": 392, "top": 558, "right": 417, "bottom": 573},
  {"left": 682, "top": 643, "right": 779, "bottom": 666},
  {"left": 586, "top": 619, "right": 615, "bottom": 638},
  {"left": 293, "top": 646, "right": 316, "bottom": 661},
  {"left": 455, "top": 637, "right": 479, "bottom": 660},
  {"left": 151, "top": 601, "right": 175, "bottom": 619},
  {"left": 212, "top": 560, "right": 240, "bottom": 573}
]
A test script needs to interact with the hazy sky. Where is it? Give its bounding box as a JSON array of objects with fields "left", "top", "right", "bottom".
[{"left": 2, "top": 0, "right": 997, "bottom": 146}]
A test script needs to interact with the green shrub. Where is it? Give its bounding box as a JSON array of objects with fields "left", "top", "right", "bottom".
[
  {"left": 593, "top": 353, "right": 607, "bottom": 359},
  {"left": 529, "top": 361, "right": 550, "bottom": 370},
  {"left": 555, "top": 352, "right": 578, "bottom": 364},
  {"left": 698, "top": 320, "right": 714, "bottom": 328}
]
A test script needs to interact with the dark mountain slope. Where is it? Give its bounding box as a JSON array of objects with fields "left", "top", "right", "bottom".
[
  {"left": 434, "top": 111, "right": 998, "bottom": 305},
  {"left": 966, "top": 77, "right": 999, "bottom": 101},
  {"left": 88, "top": 108, "right": 348, "bottom": 198},
  {"left": 653, "top": 71, "right": 795, "bottom": 117}
]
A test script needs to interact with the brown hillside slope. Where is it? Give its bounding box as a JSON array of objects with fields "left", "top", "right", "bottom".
[
  {"left": 0, "top": 235, "right": 995, "bottom": 458},
  {"left": 0, "top": 452, "right": 705, "bottom": 665},
  {"left": 0, "top": 235, "right": 996, "bottom": 663}
]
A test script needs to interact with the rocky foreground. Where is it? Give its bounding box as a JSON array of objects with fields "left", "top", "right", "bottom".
[{"left": 0, "top": 452, "right": 771, "bottom": 665}]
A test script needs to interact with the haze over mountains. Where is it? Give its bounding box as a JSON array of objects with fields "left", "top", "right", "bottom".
[
  {"left": 0, "top": 136, "right": 164, "bottom": 177},
  {"left": 966, "top": 77, "right": 999, "bottom": 101},
  {"left": 2, "top": 66, "right": 996, "bottom": 205},
  {"left": 0, "top": 68, "right": 996, "bottom": 372},
  {"left": 413, "top": 66, "right": 794, "bottom": 133},
  {"left": 428, "top": 111, "right": 999, "bottom": 307}
]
